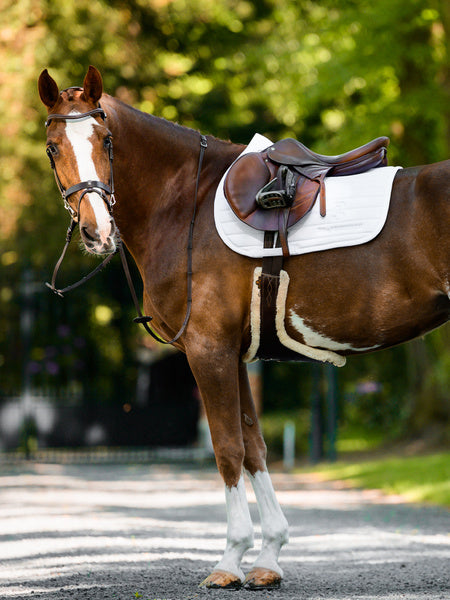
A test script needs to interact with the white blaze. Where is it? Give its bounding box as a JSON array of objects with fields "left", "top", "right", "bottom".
[{"left": 65, "top": 113, "right": 111, "bottom": 244}]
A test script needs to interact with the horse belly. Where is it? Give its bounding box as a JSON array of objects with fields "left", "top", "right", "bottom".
[{"left": 283, "top": 263, "right": 445, "bottom": 356}]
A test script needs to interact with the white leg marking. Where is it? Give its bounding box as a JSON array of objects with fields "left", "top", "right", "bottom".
[
  {"left": 289, "top": 309, "right": 380, "bottom": 352},
  {"left": 247, "top": 470, "right": 289, "bottom": 577},
  {"left": 214, "top": 475, "right": 253, "bottom": 581},
  {"left": 65, "top": 114, "right": 112, "bottom": 244}
]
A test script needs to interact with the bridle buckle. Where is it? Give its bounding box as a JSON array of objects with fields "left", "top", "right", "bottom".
[{"left": 63, "top": 197, "right": 77, "bottom": 218}]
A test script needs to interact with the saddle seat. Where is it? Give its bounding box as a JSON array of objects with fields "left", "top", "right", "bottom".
[
  {"left": 267, "top": 136, "right": 389, "bottom": 173},
  {"left": 224, "top": 136, "right": 390, "bottom": 245}
]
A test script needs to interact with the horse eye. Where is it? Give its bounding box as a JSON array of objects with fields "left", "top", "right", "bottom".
[
  {"left": 104, "top": 136, "right": 112, "bottom": 149},
  {"left": 46, "top": 143, "right": 58, "bottom": 156}
]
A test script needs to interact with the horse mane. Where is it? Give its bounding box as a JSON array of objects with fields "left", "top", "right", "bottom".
[{"left": 102, "top": 92, "right": 238, "bottom": 151}]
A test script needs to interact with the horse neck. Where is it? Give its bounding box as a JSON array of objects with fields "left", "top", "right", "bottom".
[{"left": 102, "top": 95, "right": 242, "bottom": 265}]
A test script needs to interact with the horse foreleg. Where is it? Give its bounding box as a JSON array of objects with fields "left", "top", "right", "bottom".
[
  {"left": 201, "top": 474, "right": 254, "bottom": 589},
  {"left": 239, "top": 363, "right": 289, "bottom": 589},
  {"left": 188, "top": 349, "right": 254, "bottom": 589}
]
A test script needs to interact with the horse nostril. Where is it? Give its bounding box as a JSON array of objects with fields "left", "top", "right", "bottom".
[{"left": 81, "top": 226, "right": 97, "bottom": 243}]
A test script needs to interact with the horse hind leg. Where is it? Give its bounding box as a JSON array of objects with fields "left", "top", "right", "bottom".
[
  {"left": 239, "top": 362, "right": 289, "bottom": 589},
  {"left": 244, "top": 470, "right": 289, "bottom": 589},
  {"left": 187, "top": 348, "right": 254, "bottom": 589}
]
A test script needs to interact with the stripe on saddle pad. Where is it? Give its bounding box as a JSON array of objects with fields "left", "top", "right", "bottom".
[{"left": 214, "top": 134, "right": 401, "bottom": 258}]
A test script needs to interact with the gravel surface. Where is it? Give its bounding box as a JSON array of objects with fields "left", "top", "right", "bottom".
[{"left": 0, "top": 462, "right": 449, "bottom": 600}]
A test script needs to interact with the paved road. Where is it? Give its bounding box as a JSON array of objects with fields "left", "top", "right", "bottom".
[{"left": 0, "top": 462, "right": 449, "bottom": 600}]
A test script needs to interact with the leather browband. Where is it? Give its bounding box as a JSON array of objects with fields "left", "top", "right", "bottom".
[{"left": 45, "top": 107, "right": 106, "bottom": 127}]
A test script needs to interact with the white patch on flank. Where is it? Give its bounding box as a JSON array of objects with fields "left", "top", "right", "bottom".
[
  {"left": 65, "top": 113, "right": 111, "bottom": 244},
  {"left": 214, "top": 475, "right": 253, "bottom": 581},
  {"left": 247, "top": 470, "right": 289, "bottom": 576},
  {"left": 445, "top": 280, "right": 450, "bottom": 300},
  {"left": 289, "top": 309, "right": 380, "bottom": 352}
]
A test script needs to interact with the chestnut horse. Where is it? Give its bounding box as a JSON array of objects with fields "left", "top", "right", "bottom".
[{"left": 38, "top": 66, "right": 449, "bottom": 590}]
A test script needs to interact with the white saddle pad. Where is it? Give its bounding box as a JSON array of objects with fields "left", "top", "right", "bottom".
[{"left": 214, "top": 134, "right": 401, "bottom": 258}]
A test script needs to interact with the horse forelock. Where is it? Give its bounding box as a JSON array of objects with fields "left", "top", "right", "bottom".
[
  {"left": 49, "top": 87, "right": 102, "bottom": 116},
  {"left": 64, "top": 88, "right": 78, "bottom": 102}
]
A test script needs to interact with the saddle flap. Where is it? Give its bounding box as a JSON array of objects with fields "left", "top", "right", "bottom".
[
  {"left": 224, "top": 152, "right": 274, "bottom": 221},
  {"left": 224, "top": 152, "right": 320, "bottom": 231}
]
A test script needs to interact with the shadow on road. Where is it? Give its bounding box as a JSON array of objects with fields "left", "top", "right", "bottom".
[{"left": 0, "top": 463, "right": 448, "bottom": 600}]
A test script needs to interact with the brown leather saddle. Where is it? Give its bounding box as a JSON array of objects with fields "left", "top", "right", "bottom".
[
  {"left": 224, "top": 136, "right": 389, "bottom": 256},
  {"left": 224, "top": 135, "right": 390, "bottom": 363}
]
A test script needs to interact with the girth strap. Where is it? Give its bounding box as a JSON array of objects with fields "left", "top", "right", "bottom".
[
  {"left": 255, "top": 232, "right": 320, "bottom": 363},
  {"left": 257, "top": 232, "right": 283, "bottom": 359}
]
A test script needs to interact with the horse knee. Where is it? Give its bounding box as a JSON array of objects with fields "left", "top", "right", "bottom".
[
  {"left": 215, "top": 443, "right": 245, "bottom": 487},
  {"left": 243, "top": 443, "right": 267, "bottom": 475},
  {"left": 242, "top": 425, "right": 267, "bottom": 474}
]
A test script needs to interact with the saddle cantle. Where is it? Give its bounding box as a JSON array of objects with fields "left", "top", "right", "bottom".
[{"left": 224, "top": 135, "right": 389, "bottom": 256}]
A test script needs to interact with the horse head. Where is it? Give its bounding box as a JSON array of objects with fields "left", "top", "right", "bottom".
[{"left": 38, "top": 66, "right": 118, "bottom": 255}]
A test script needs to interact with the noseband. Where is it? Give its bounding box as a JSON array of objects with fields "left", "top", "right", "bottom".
[{"left": 44, "top": 101, "right": 208, "bottom": 345}]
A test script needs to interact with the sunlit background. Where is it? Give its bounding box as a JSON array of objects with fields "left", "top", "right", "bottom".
[{"left": 0, "top": 0, "right": 449, "bottom": 459}]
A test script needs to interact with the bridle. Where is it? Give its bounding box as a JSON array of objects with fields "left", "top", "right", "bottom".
[
  {"left": 45, "top": 97, "right": 116, "bottom": 222},
  {"left": 45, "top": 95, "right": 207, "bottom": 345}
]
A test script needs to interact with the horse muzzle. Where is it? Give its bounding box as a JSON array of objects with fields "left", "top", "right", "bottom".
[{"left": 80, "top": 216, "right": 118, "bottom": 255}]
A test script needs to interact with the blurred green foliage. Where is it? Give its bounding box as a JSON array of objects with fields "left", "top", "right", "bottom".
[
  {"left": 0, "top": 0, "right": 448, "bottom": 436},
  {"left": 260, "top": 409, "right": 311, "bottom": 459},
  {"left": 304, "top": 451, "right": 450, "bottom": 506}
]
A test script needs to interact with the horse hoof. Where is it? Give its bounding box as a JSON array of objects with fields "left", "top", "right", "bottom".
[
  {"left": 199, "top": 570, "right": 243, "bottom": 589},
  {"left": 243, "top": 567, "right": 282, "bottom": 590}
]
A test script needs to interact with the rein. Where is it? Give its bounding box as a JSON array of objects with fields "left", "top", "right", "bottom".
[
  {"left": 45, "top": 105, "right": 207, "bottom": 345},
  {"left": 127, "top": 134, "right": 207, "bottom": 345}
]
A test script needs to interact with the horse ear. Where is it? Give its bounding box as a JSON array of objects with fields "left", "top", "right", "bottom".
[
  {"left": 38, "top": 69, "right": 59, "bottom": 108},
  {"left": 81, "top": 65, "right": 103, "bottom": 105}
]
